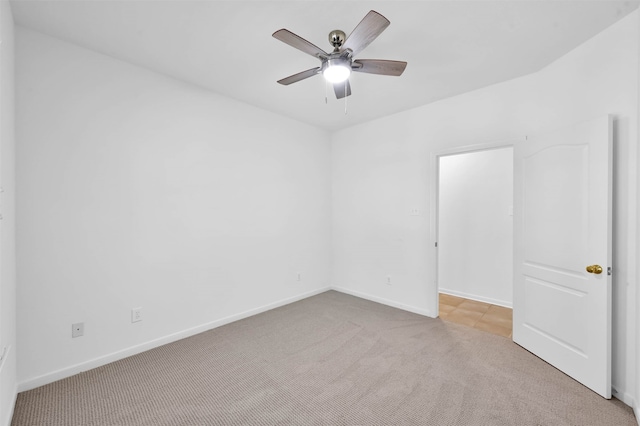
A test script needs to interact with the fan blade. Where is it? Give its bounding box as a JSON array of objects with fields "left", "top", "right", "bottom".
[
  {"left": 277, "top": 67, "right": 321, "bottom": 85},
  {"left": 341, "top": 10, "right": 390, "bottom": 57},
  {"left": 333, "top": 80, "right": 352, "bottom": 99},
  {"left": 352, "top": 59, "right": 407, "bottom": 76},
  {"left": 273, "top": 29, "right": 329, "bottom": 59}
]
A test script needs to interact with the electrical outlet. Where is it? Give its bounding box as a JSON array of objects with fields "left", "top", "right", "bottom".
[
  {"left": 386, "top": 276, "right": 392, "bottom": 286},
  {"left": 131, "top": 307, "right": 142, "bottom": 323},
  {"left": 297, "top": 272, "right": 302, "bottom": 282},
  {"left": 72, "top": 322, "right": 84, "bottom": 338}
]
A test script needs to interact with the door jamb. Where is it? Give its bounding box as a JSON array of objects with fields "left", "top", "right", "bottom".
[{"left": 429, "top": 139, "right": 520, "bottom": 318}]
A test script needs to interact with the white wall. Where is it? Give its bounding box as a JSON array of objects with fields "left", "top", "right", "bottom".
[
  {"left": 636, "top": 9, "right": 640, "bottom": 424},
  {"left": 332, "top": 11, "right": 638, "bottom": 405},
  {"left": 11, "top": 6, "right": 640, "bottom": 420},
  {"left": 438, "top": 147, "right": 513, "bottom": 307},
  {"left": 15, "top": 27, "right": 332, "bottom": 390},
  {"left": 0, "top": 1, "right": 16, "bottom": 425}
]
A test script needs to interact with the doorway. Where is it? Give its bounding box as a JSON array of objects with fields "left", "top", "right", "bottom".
[{"left": 434, "top": 145, "right": 514, "bottom": 337}]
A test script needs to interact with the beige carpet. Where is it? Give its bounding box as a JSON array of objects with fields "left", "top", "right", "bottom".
[{"left": 12, "top": 290, "right": 636, "bottom": 425}]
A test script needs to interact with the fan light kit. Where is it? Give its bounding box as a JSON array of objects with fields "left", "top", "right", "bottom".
[
  {"left": 323, "top": 60, "right": 351, "bottom": 83},
  {"left": 273, "top": 10, "right": 407, "bottom": 100}
]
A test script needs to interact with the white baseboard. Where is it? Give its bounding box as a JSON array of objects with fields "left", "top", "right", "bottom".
[
  {"left": 629, "top": 391, "right": 640, "bottom": 426},
  {"left": 12, "top": 286, "right": 638, "bottom": 425},
  {"left": 331, "top": 286, "right": 436, "bottom": 318},
  {"left": 18, "top": 286, "right": 331, "bottom": 392},
  {"left": 2, "top": 386, "right": 16, "bottom": 426},
  {"left": 439, "top": 288, "right": 512, "bottom": 308},
  {"left": 0, "top": 345, "right": 16, "bottom": 426},
  {"left": 612, "top": 387, "right": 635, "bottom": 407}
]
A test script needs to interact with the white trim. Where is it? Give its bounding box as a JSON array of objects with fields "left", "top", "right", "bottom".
[
  {"left": 18, "top": 287, "right": 331, "bottom": 392},
  {"left": 331, "top": 285, "right": 437, "bottom": 318},
  {"left": 430, "top": 138, "right": 522, "bottom": 318},
  {"left": 0, "top": 345, "right": 16, "bottom": 426},
  {"left": 439, "top": 288, "right": 512, "bottom": 309},
  {"left": 611, "top": 386, "right": 640, "bottom": 424},
  {"left": 612, "top": 386, "right": 635, "bottom": 407},
  {"left": 18, "top": 286, "right": 437, "bottom": 392},
  {"left": 1, "top": 386, "right": 17, "bottom": 426},
  {"left": 432, "top": 140, "right": 517, "bottom": 159}
]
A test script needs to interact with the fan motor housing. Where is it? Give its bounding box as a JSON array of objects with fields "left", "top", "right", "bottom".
[
  {"left": 324, "top": 56, "right": 351, "bottom": 71},
  {"left": 328, "top": 30, "right": 347, "bottom": 49}
]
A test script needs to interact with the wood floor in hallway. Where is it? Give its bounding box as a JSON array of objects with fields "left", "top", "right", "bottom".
[{"left": 439, "top": 293, "right": 513, "bottom": 338}]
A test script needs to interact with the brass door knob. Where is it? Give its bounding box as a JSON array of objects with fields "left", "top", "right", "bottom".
[{"left": 586, "top": 265, "right": 603, "bottom": 274}]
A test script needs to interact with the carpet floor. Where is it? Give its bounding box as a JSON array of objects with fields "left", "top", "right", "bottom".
[{"left": 11, "top": 290, "right": 636, "bottom": 425}]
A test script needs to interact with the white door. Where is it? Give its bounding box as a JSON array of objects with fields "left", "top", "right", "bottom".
[{"left": 513, "top": 115, "right": 612, "bottom": 398}]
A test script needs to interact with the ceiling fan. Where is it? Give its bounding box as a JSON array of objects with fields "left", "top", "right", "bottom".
[{"left": 273, "top": 10, "right": 407, "bottom": 99}]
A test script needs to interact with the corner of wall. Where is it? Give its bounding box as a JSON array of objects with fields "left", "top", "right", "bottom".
[
  {"left": 635, "top": 8, "right": 640, "bottom": 426},
  {"left": 0, "top": 0, "right": 17, "bottom": 424},
  {"left": 330, "top": 285, "right": 437, "bottom": 318},
  {"left": 0, "top": 347, "right": 17, "bottom": 426}
]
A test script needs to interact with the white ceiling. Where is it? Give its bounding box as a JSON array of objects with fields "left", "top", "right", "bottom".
[{"left": 10, "top": 0, "right": 639, "bottom": 131}]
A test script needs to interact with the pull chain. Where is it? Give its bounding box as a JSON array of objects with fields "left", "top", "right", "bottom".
[{"left": 325, "top": 80, "right": 328, "bottom": 104}]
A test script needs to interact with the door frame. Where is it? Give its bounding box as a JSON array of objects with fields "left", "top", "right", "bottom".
[{"left": 429, "top": 139, "right": 522, "bottom": 318}]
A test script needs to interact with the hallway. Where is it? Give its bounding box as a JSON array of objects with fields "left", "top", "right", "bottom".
[{"left": 439, "top": 293, "right": 512, "bottom": 339}]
